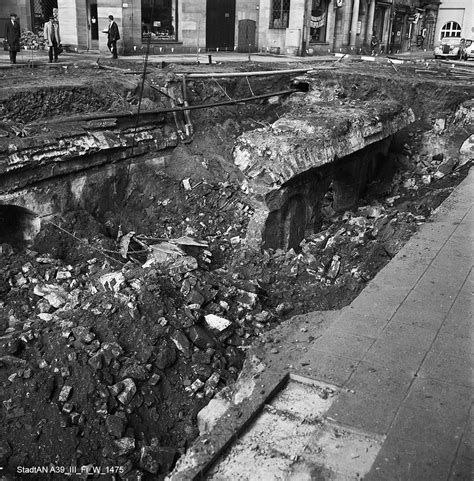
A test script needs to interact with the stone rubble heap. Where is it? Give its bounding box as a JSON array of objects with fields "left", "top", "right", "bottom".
[{"left": 0, "top": 235, "right": 278, "bottom": 478}]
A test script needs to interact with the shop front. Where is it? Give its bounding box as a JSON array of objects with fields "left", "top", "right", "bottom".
[{"left": 141, "top": 0, "right": 177, "bottom": 43}]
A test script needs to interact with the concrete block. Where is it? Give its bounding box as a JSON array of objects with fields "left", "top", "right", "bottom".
[{"left": 197, "top": 397, "right": 231, "bottom": 435}]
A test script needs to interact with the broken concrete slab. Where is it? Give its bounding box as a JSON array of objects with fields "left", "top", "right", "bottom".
[{"left": 233, "top": 78, "right": 415, "bottom": 249}]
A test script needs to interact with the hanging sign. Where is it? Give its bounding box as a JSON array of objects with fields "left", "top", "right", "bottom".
[{"left": 311, "top": 13, "right": 326, "bottom": 29}]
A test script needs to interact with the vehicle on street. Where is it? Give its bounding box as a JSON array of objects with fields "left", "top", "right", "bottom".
[
  {"left": 434, "top": 37, "right": 466, "bottom": 59},
  {"left": 460, "top": 39, "right": 474, "bottom": 60}
]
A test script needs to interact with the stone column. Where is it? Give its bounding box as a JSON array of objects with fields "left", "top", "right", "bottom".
[
  {"left": 57, "top": 0, "right": 80, "bottom": 48},
  {"left": 365, "top": 0, "right": 376, "bottom": 45},
  {"left": 349, "top": 0, "right": 361, "bottom": 48}
]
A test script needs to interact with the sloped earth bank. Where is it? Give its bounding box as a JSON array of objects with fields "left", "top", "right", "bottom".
[{"left": 0, "top": 61, "right": 473, "bottom": 480}]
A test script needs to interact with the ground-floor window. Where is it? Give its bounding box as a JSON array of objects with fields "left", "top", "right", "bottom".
[
  {"left": 270, "top": 0, "right": 291, "bottom": 29},
  {"left": 30, "top": 0, "right": 58, "bottom": 32},
  {"left": 440, "top": 21, "right": 461, "bottom": 38},
  {"left": 310, "top": 0, "right": 329, "bottom": 42},
  {"left": 142, "top": 0, "right": 177, "bottom": 42}
]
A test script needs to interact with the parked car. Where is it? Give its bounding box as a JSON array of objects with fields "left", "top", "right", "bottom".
[
  {"left": 460, "top": 39, "right": 474, "bottom": 60},
  {"left": 434, "top": 37, "right": 465, "bottom": 59}
]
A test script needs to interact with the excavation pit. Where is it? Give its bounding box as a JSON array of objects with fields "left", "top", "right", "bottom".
[{"left": 0, "top": 61, "right": 472, "bottom": 480}]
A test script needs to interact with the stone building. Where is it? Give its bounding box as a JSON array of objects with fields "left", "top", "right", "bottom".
[
  {"left": 1, "top": 0, "right": 443, "bottom": 55},
  {"left": 433, "top": 0, "right": 473, "bottom": 46},
  {"left": 0, "top": 0, "right": 34, "bottom": 37},
  {"left": 56, "top": 0, "right": 260, "bottom": 55},
  {"left": 257, "top": 0, "right": 442, "bottom": 55}
]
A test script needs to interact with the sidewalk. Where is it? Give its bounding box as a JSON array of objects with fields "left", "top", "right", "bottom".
[
  {"left": 171, "top": 167, "right": 473, "bottom": 480},
  {"left": 0, "top": 48, "right": 434, "bottom": 68}
]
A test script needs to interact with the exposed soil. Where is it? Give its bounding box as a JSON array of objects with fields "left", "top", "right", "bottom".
[{"left": 0, "top": 58, "right": 472, "bottom": 480}]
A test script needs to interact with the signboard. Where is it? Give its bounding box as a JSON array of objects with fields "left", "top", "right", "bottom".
[{"left": 310, "top": 13, "right": 326, "bottom": 29}]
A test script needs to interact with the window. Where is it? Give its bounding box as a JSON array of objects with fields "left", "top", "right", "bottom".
[
  {"left": 440, "top": 21, "right": 461, "bottom": 38},
  {"left": 30, "top": 0, "right": 58, "bottom": 32},
  {"left": 270, "top": 0, "right": 291, "bottom": 29},
  {"left": 142, "top": 0, "right": 177, "bottom": 42},
  {"left": 310, "top": 0, "right": 329, "bottom": 43}
]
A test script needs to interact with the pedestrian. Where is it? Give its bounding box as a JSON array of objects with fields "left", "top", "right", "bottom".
[
  {"left": 5, "top": 13, "right": 21, "bottom": 64},
  {"left": 106, "top": 15, "right": 120, "bottom": 59},
  {"left": 44, "top": 15, "right": 61, "bottom": 63},
  {"left": 370, "top": 30, "right": 380, "bottom": 55}
]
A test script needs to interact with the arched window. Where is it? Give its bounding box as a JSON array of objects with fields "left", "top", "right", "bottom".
[{"left": 440, "top": 21, "right": 462, "bottom": 38}]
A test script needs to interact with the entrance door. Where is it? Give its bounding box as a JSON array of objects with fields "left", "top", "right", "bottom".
[
  {"left": 390, "top": 13, "right": 405, "bottom": 52},
  {"left": 238, "top": 19, "right": 257, "bottom": 52},
  {"left": 88, "top": 1, "right": 99, "bottom": 50},
  {"left": 206, "top": 0, "right": 236, "bottom": 50}
]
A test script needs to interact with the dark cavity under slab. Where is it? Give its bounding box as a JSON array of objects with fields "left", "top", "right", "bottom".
[{"left": 262, "top": 137, "right": 394, "bottom": 251}]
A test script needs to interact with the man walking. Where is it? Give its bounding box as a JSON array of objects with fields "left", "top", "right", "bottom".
[
  {"left": 44, "top": 15, "right": 61, "bottom": 63},
  {"left": 5, "top": 13, "right": 21, "bottom": 64},
  {"left": 107, "top": 15, "right": 120, "bottom": 59}
]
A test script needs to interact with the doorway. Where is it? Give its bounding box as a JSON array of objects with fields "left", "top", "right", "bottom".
[
  {"left": 87, "top": 0, "right": 99, "bottom": 50},
  {"left": 206, "top": 0, "right": 236, "bottom": 50}
]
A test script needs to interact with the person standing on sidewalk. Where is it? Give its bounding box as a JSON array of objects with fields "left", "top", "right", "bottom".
[
  {"left": 5, "top": 13, "right": 21, "bottom": 64},
  {"left": 106, "top": 15, "right": 120, "bottom": 59},
  {"left": 44, "top": 15, "right": 61, "bottom": 63}
]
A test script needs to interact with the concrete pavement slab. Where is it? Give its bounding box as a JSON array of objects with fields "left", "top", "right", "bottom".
[
  {"left": 417, "top": 350, "right": 473, "bottom": 388},
  {"left": 388, "top": 403, "right": 466, "bottom": 458},
  {"left": 375, "top": 322, "right": 438, "bottom": 350},
  {"left": 404, "top": 377, "right": 472, "bottom": 418},
  {"left": 292, "top": 351, "right": 358, "bottom": 385},
  {"left": 366, "top": 436, "right": 454, "bottom": 481},
  {"left": 306, "top": 329, "right": 375, "bottom": 361},
  {"left": 327, "top": 389, "right": 402, "bottom": 435},
  {"left": 329, "top": 312, "right": 389, "bottom": 337},
  {"left": 345, "top": 361, "right": 413, "bottom": 402},
  {"left": 389, "top": 300, "right": 450, "bottom": 330},
  {"left": 429, "top": 331, "right": 473, "bottom": 359},
  {"left": 363, "top": 337, "right": 427, "bottom": 374}
]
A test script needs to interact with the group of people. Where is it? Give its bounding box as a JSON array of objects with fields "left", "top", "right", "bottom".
[{"left": 4, "top": 13, "right": 120, "bottom": 64}]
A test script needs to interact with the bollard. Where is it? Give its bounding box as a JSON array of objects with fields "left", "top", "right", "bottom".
[{"left": 208, "top": 54, "right": 212, "bottom": 65}]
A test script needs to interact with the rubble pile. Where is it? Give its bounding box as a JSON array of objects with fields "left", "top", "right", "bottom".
[
  {"left": 0, "top": 214, "right": 282, "bottom": 479},
  {"left": 229, "top": 142, "right": 469, "bottom": 316},
  {"left": 20, "top": 30, "right": 47, "bottom": 51}
]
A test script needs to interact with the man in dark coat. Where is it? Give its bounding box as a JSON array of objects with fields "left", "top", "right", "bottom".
[
  {"left": 107, "top": 15, "right": 120, "bottom": 59},
  {"left": 5, "top": 13, "right": 21, "bottom": 64}
]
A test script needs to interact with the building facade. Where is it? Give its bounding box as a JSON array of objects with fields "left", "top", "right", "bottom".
[
  {"left": 434, "top": 0, "right": 473, "bottom": 46},
  {"left": 2, "top": 0, "right": 446, "bottom": 55},
  {"left": 56, "top": 0, "right": 260, "bottom": 54}
]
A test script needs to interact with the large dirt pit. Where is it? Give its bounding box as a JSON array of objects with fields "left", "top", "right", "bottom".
[{"left": 0, "top": 59, "right": 473, "bottom": 480}]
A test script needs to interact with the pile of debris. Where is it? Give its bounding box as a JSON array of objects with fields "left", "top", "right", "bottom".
[
  {"left": 0, "top": 227, "right": 280, "bottom": 478},
  {"left": 20, "top": 30, "right": 47, "bottom": 51},
  {"left": 229, "top": 139, "right": 469, "bottom": 316}
]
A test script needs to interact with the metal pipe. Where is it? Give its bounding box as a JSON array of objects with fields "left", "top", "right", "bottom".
[
  {"left": 37, "top": 89, "right": 299, "bottom": 126},
  {"left": 176, "top": 68, "right": 312, "bottom": 79}
]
